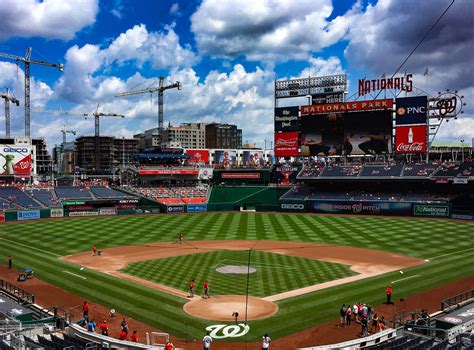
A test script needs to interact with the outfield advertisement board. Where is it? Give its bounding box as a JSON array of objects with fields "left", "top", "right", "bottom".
[
  {"left": 50, "top": 208, "right": 64, "bottom": 218},
  {"left": 167, "top": 205, "right": 184, "bottom": 213},
  {"left": 68, "top": 211, "right": 99, "bottom": 217},
  {"left": 17, "top": 210, "right": 40, "bottom": 221},
  {"left": 280, "top": 201, "right": 307, "bottom": 212},
  {"left": 187, "top": 204, "right": 207, "bottom": 213},
  {"left": 309, "top": 201, "right": 413, "bottom": 216},
  {"left": 413, "top": 204, "right": 450, "bottom": 218},
  {"left": 99, "top": 208, "right": 117, "bottom": 216}
]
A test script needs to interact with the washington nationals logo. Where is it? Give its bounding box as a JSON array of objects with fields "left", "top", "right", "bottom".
[
  {"left": 436, "top": 97, "right": 456, "bottom": 116},
  {"left": 205, "top": 323, "right": 250, "bottom": 339}
]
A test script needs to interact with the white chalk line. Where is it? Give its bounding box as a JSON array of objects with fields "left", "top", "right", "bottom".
[
  {"left": 428, "top": 247, "right": 474, "bottom": 260},
  {"left": 0, "top": 237, "right": 60, "bottom": 257},
  {"left": 63, "top": 271, "right": 86, "bottom": 280},
  {"left": 391, "top": 275, "right": 420, "bottom": 284}
]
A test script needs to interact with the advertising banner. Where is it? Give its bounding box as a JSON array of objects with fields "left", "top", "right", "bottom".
[
  {"left": 1, "top": 146, "right": 32, "bottom": 176},
  {"left": 138, "top": 169, "right": 199, "bottom": 175},
  {"left": 242, "top": 150, "right": 264, "bottom": 167},
  {"left": 62, "top": 200, "right": 86, "bottom": 206},
  {"left": 413, "top": 204, "right": 450, "bottom": 218},
  {"left": 274, "top": 132, "right": 299, "bottom": 157},
  {"left": 451, "top": 213, "right": 474, "bottom": 221},
  {"left": 309, "top": 201, "right": 413, "bottom": 216},
  {"left": 99, "top": 208, "right": 117, "bottom": 216},
  {"left": 187, "top": 204, "right": 207, "bottom": 213},
  {"left": 167, "top": 205, "right": 184, "bottom": 213},
  {"left": 311, "top": 93, "right": 344, "bottom": 105},
  {"left": 453, "top": 177, "right": 468, "bottom": 184},
  {"left": 274, "top": 164, "right": 301, "bottom": 185},
  {"left": 17, "top": 210, "right": 40, "bottom": 221},
  {"left": 221, "top": 173, "right": 261, "bottom": 179},
  {"left": 118, "top": 198, "right": 139, "bottom": 204},
  {"left": 274, "top": 107, "right": 299, "bottom": 132},
  {"left": 213, "top": 150, "right": 237, "bottom": 166},
  {"left": 280, "top": 201, "right": 307, "bottom": 212},
  {"left": 395, "top": 96, "right": 428, "bottom": 125},
  {"left": 301, "top": 99, "right": 393, "bottom": 115},
  {"left": 395, "top": 125, "right": 427, "bottom": 153},
  {"left": 69, "top": 211, "right": 99, "bottom": 217},
  {"left": 50, "top": 208, "right": 64, "bottom": 218},
  {"left": 185, "top": 149, "right": 210, "bottom": 164},
  {"left": 301, "top": 110, "right": 392, "bottom": 156},
  {"left": 198, "top": 167, "right": 214, "bottom": 180}
]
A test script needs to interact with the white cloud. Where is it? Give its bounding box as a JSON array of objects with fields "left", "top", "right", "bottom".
[
  {"left": 170, "top": 3, "right": 180, "bottom": 15},
  {"left": 299, "top": 56, "right": 345, "bottom": 78},
  {"left": 0, "top": 0, "right": 98, "bottom": 41},
  {"left": 191, "top": 0, "right": 360, "bottom": 62}
]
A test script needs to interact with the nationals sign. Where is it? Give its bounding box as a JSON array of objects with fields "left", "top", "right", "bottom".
[
  {"left": 395, "top": 125, "right": 427, "bottom": 153},
  {"left": 274, "top": 132, "right": 299, "bottom": 157},
  {"left": 301, "top": 99, "right": 393, "bottom": 115}
]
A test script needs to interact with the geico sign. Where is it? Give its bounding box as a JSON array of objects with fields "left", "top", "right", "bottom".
[
  {"left": 3, "top": 147, "right": 29, "bottom": 153},
  {"left": 396, "top": 142, "right": 424, "bottom": 152},
  {"left": 281, "top": 203, "right": 304, "bottom": 210},
  {"left": 167, "top": 206, "right": 183, "bottom": 212}
]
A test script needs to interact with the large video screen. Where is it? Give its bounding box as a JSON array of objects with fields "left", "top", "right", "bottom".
[{"left": 300, "top": 110, "right": 392, "bottom": 156}]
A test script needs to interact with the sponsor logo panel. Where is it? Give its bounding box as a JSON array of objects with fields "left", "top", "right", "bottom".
[
  {"left": 50, "top": 208, "right": 64, "bottom": 218},
  {"left": 413, "top": 204, "right": 450, "bottom": 217},
  {"left": 68, "top": 211, "right": 99, "bottom": 217},
  {"left": 274, "top": 107, "right": 299, "bottom": 132},
  {"left": 185, "top": 149, "right": 210, "bottom": 164},
  {"left": 187, "top": 204, "right": 207, "bottom": 213},
  {"left": 99, "top": 208, "right": 117, "bottom": 216},
  {"left": 221, "top": 173, "right": 260, "bottom": 179},
  {"left": 1, "top": 147, "right": 32, "bottom": 176},
  {"left": 395, "top": 96, "right": 428, "bottom": 125},
  {"left": 274, "top": 132, "right": 299, "bottom": 157},
  {"left": 395, "top": 125, "right": 427, "bottom": 154},
  {"left": 167, "top": 205, "right": 184, "bottom": 213},
  {"left": 17, "top": 210, "right": 40, "bottom": 221}
]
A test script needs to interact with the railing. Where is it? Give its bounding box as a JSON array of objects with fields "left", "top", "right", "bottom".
[
  {"left": 441, "top": 289, "right": 474, "bottom": 311},
  {"left": 0, "top": 279, "right": 35, "bottom": 304}
]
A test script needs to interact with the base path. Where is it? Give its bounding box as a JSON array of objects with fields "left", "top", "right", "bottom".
[
  {"left": 62, "top": 240, "right": 423, "bottom": 303},
  {"left": 184, "top": 295, "right": 278, "bottom": 321}
]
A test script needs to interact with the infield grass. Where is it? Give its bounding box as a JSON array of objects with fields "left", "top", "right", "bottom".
[
  {"left": 0, "top": 213, "right": 473, "bottom": 342},
  {"left": 121, "top": 249, "right": 356, "bottom": 297}
]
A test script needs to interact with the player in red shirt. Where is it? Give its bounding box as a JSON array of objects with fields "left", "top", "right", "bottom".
[
  {"left": 203, "top": 281, "right": 209, "bottom": 299},
  {"left": 99, "top": 321, "right": 108, "bottom": 336},
  {"left": 386, "top": 284, "right": 393, "bottom": 304},
  {"left": 82, "top": 301, "right": 90, "bottom": 318},
  {"left": 92, "top": 245, "right": 97, "bottom": 256},
  {"left": 119, "top": 330, "right": 127, "bottom": 340},
  {"left": 130, "top": 330, "right": 138, "bottom": 342},
  {"left": 189, "top": 279, "right": 195, "bottom": 297},
  {"left": 165, "top": 341, "right": 174, "bottom": 350}
]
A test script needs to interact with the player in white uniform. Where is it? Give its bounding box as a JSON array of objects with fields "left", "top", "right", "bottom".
[
  {"left": 262, "top": 333, "right": 271, "bottom": 349},
  {"left": 203, "top": 332, "right": 213, "bottom": 350}
]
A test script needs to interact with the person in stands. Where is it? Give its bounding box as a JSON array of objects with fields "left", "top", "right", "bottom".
[
  {"left": 119, "top": 329, "right": 127, "bottom": 340},
  {"left": 99, "top": 320, "right": 109, "bottom": 336},
  {"left": 130, "top": 330, "right": 138, "bottom": 342},
  {"left": 165, "top": 340, "right": 175, "bottom": 350}
]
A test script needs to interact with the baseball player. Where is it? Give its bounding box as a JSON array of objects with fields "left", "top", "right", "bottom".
[
  {"left": 203, "top": 281, "right": 209, "bottom": 299},
  {"left": 189, "top": 279, "right": 195, "bottom": 297}
]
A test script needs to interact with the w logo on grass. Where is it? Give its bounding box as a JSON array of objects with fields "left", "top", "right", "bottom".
[{"left": 206, "top": 323, "right": 250, "bottom": 339}]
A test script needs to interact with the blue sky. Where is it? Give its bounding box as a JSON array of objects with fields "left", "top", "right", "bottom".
[{"left": 0, "top": 0, "right": 472, "bottom": 148}]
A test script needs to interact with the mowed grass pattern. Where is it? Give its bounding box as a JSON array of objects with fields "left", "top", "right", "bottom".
[
  {"left": 122, "top": 250, "right": 356, "bottom": 297},
  {"left": 0, "top": 213, "right": 473, "bottom": 341}
]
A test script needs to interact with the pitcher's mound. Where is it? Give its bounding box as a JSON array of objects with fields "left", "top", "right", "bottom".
[
  {"left": 215, "top": 265, "right": 257, "bottom": 274},
  {"left": 183, "top": 295, "right": 278, "bottom": 321}
]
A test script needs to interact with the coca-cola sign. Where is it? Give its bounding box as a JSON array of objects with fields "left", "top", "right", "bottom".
[
  {"left": 274, "top": 132, "right": 299, "bottom": 157},
  {"left": 395, "top": 125, "right": 426, "bottom": 154}
]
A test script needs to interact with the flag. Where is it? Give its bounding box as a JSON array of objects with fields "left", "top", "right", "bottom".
[{"left": 424, "top": 68, "right": 429, "bottom": 76}]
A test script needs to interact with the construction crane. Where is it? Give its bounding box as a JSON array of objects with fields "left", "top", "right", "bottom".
[
  {"left": 0, "top": 87, "right": 19, "bottom": 138},
  {"left": 115, "top": 76, "right": 180, "bottom": 142},
  {"left": 0, "top": 47, "right": 63, "bottom": 137},
  {"left": 60, "top": 125, "right": 76, "bottom": 144}
]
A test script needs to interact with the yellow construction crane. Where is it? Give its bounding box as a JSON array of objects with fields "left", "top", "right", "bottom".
[
  {"left": 0, "top": 87, "right": 19, "bottom": 138},
  {"left": 0, "top": 47, "right": 63, "bottom": 137},
  {"left": 115, "top": 76, "right": 180, "bottom": 142}
]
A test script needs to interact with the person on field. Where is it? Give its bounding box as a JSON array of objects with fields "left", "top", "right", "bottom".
[
  {"left": 99, "top": 320, "right": 109, "bottom": 336},
  {"left": 178, "top": 233, "right": 184, "bottom": 244},
  {"left": 120, "top": 318, "right": 129, "bottom": 335},
  {"left": 262, "top": 333, "right": 271, "bottom": 349},
  {"left": 203, "top": 331, "right": 213, "bottom": 349},
  {"left": 189, "top": 279, "right": 195, "bottom": 297},
  {"left": 371, "top": 313, "right": 379, "bottom": 333},
  {"left": 346, "top": 305, "right": 352, "bottom": 326},
  {"left": 8, "top": 255, "right": 12, "bottom": 269},
  {"left": 339, "top": 304, "right": 347, "bottom": 327},
  {"left": 92, "top": 245, "right": 97, "bottom": 256},
  {"left": 165, "top": 341, "right": 175, "bottom": 350},
  {"left": 82, "top": 301, "right": 90, "bottom": 318},
  {"left": 203, "top": 281, "right": 209, "bottom": 299},
  {"left": 353, "top": 303, "right": 358, "bottom": 322},
  {"left": 232, "top": 311, "right": 239, "bottom": 324},
  {"left": 130, "top": 330, "right": 138, "bottom": 342},
  {"left": 119, "top": 330, "right": 127, "bottom": 340},
  {"left": 386, "top": 284, "right": 393, "bottom": 304}
]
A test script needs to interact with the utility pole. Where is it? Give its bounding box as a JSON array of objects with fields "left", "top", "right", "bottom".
[
  {"left": 1, "top": 87, "right": 20, "bottom": 138},
  {"left": 116, "top": 77, "right": 180, "bottom": 144},
  {"left": 0, "top": 48, "right": 63, "bottom": 137}
]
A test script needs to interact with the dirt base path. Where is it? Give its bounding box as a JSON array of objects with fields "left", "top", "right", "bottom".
[{"left": 62, "top": 240, "right": 423, "bottom": 304}]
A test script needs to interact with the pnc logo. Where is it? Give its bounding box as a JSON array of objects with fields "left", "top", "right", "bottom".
[{"left": 396, "top": 106, "right": 426, "bottom": 116}]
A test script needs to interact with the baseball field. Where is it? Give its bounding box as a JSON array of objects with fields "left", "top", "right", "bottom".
[{"left": 0, "top": 212, "right": 473, "bottom": 343}]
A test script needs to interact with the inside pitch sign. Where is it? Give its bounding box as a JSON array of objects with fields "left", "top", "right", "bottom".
[{"left": 395, "top": 126, "right": 427, "bottom": 153}]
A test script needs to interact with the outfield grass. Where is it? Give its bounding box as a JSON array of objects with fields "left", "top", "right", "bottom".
[
  {"left": 0, "top": 213, "right": 473, "bottom": 342},
  {"left": 121, "top": 249, "right": 356, "bottom": 297}
]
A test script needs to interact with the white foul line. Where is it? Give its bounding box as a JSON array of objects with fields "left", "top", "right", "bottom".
[
  {"left": 63, "top": 271, "right": 86, "bottom": 280},
  {"left": 429, "top": 247, "right": 474, "bottom": 260},
  {"left": 391, "top": 275, "right": 420, "bottom": 284}
]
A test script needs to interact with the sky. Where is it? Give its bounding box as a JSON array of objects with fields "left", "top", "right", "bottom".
[{"left": 0, "top": 0, "right": 472, "bottom": 149}]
